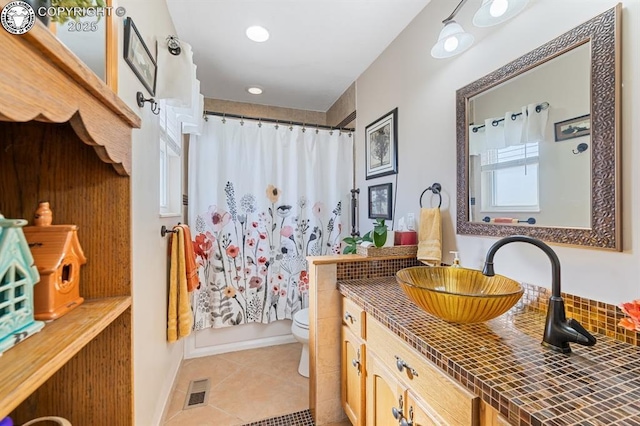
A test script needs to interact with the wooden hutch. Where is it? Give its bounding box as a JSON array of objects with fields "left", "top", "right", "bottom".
[{"left": 0, "top": 5, "right": 140, "bottom": 423}]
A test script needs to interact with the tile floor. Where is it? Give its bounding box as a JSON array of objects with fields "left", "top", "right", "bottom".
[{"left": 163, "top": 342, "right": 351, "bottom": 426}]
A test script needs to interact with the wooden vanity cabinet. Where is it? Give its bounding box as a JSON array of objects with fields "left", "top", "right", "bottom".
[
  {"left": 342, "top": 326, "right": 366, "bottom": 426},
  {"left": 367, "top": 354, "right": 442, "bottom": 426},
  {"left": 0, "top": 12, "right": 139, "bottom": 424},
  {"left": 480, "top": 402, "right": 511, "bottom": 426},
  {"left": 342, "top": 297, "right": 367, "bottom": 425}
]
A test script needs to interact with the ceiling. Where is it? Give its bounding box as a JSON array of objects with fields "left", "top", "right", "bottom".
[{"left": 166, "top": 0, "right": 431, "bottom": 112}]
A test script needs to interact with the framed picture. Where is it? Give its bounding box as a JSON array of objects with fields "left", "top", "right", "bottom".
[
  {"left": 365, "top": 108, "right": 398, "bottom": 179},
  {"left": 554, "top": 114, "right": 590, "bottom": 141},
  {"left": 123, "top": 17, "right": 157, "bottom": 96},
  {"left": 368, "top": 183, "right": 393, "bottom": 220}
]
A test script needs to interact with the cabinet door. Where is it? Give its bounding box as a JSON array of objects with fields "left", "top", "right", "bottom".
[
  {"left": 405, "top": 389, "right": 444, "bottom": 426},
  {"left": 342, "top": 326, "right": 366, "bottom": 426},
  {"left": 366, "top": 354, "right": 406, "bottom": 426}
]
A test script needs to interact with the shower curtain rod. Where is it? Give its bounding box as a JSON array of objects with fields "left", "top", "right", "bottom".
[{"left": 203, "top": 111, "right": 355, "bottom": 132}]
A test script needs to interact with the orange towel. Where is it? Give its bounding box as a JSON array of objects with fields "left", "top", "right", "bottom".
[{"left": 178, "top": 224, "right": 200, "bottom": 292}]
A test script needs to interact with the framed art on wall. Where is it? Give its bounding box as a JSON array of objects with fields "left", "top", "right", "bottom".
[
  {"left": 123, "top": 17, "right": 157, "bottom": 96},
  {"left": 554, "top": 114, "right": 591, "bottom": 142},
  {"left": 365, "top": 108, "right": 398, "bottom": 179},
  {"left": 368, "top": 183, "right": 393, "bottom": 220}
]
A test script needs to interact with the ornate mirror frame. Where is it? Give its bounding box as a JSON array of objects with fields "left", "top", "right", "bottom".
[{"left": 456, "top": 5, "right": 621, "bottom": 250}]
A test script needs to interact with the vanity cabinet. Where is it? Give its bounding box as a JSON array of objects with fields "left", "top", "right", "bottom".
[
  {"left": 0, "top": 13, "right": 139, "bottom": 424},
  {"left": 366, "top": 318, "right": 479, "bottom": 425},
  {"left": 342, "top": 297, "right": 367, "bottom": 425},
  {"left": 367, "top": 353, "right": 442, "bottom": 426},
  {"left": 342, "top": 326, "right": 366, "bottom": 426},
  {"left": 341, "top": 295, "right": 484, "bottom": 426}
]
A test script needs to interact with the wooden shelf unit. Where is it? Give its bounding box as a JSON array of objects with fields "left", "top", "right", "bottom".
[
  {"left": 0, "top": 297, "right": 132, "bottom": 418},
  {"left": 0, "top": 6, "right": 140, "bottom": 424}
]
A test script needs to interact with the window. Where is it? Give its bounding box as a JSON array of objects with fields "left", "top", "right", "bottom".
[
  {"left": 159, "top": 100, "right": 182, "bottom": 216},
  {"left": 480, "top": 142, "right": 539, "bottom": 212}
]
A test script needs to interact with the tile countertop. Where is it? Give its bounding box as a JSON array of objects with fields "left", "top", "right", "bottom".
[{"left": 338, "top": 277, "right": 640, "bottom": 426}]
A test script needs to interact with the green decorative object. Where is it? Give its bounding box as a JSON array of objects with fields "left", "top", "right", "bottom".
[
  {"left": 342, "top": 232, "right": 373, "bottom": 255},
  {"left": 372, "top": 218, "right": 387, "bottom": 248}
]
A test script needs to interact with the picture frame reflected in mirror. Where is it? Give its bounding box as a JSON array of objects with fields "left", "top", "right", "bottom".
[{"left": 554, "top": 114, "right": 591, "bottom": 142}]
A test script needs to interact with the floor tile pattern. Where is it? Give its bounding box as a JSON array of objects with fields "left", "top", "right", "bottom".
[
  {"left": 163, "top": 343, "right": 310, "bottom": 425},
  {"left": 242, "top": 409, "right": 314, "bottom": 426},
  {"left": 339, "top": 277, "right": 640, "bottom": 426}
]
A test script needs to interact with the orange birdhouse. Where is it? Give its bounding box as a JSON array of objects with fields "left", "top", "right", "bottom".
[{"left": 23, "top": 202, "right": 86, "bottom": 320}]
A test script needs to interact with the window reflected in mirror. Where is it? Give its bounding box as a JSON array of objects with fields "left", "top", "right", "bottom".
[{"left": 467, "top": 43, "right": 591, "bottom": 229}]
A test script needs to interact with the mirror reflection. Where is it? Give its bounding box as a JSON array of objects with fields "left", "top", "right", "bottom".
[
  {"left": 456, "top": 5, "right": 620, "bottom": 251},
  {"left": 53, "top": 0, "right": 117, "bottom": 91},
  {"left": 468, "top": 43, "right": 591, "bottom": 228}
]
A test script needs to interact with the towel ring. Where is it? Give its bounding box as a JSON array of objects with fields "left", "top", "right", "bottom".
[{"left": 419, "top": 183, "right": 442, "bottom": 208}]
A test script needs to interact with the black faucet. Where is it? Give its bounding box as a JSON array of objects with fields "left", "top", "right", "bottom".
[{"left": 482, "top": 235, "right": 596, "bottom": 353}]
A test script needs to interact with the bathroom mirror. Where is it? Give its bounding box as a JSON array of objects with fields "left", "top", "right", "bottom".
[
  {"left": 54, "top": 0, "right": 118, "bottom": 91},
  {"left": 456, "top": 5, "right": 621, "bottom": 250}
]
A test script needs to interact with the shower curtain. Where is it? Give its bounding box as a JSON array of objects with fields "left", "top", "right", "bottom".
[{"left": 189, "top": 116, "right": 353, "bottom": 330}]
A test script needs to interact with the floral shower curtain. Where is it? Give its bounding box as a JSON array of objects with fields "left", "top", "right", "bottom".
[{"left": 188, "top": 116, "right": 353, "bottom": 330}]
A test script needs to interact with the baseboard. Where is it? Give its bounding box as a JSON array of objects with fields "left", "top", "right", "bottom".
[
  {"left": 153, "top": 347, "right": 183, "bottom": 426},
  {"left": 184, "top": 332, "right": 297, "bottom": 359}
]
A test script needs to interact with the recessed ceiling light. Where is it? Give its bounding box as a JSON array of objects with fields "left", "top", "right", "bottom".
[
  {"left": 247, "top": 87, "right": 263, "bottom": 95},
  {"left": 246, "top": 26, "right": 269, "bottom": 42}
]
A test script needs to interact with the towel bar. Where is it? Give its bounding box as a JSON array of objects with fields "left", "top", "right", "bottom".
[
  {"left": 161, "top": 224, "right": 181, "bottom": 237},
  {"left": 419, "top": 183, "right": 442, "bottom": 208}
]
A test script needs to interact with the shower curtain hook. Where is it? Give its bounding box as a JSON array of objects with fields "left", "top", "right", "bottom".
[
  {"left": 275, "top": 119, "right": 279, "bottom": 130},
  {"left": 302, "top": 123, "right": 306, "bottom": 133},
  {"left": 316, "top": 124, "right": 319, "bottom": 134},
  {"left": 222, "top": 112, "right": 226, "bottom": 124},
  {"left": 240, "top": 115, "right": 245, "bottom": 126},
  {"left": 258, "top": 117, "right": 262, "bottom": 128},
  {"left": 289, "top": 121, "right": 293, "bottom": 131}
]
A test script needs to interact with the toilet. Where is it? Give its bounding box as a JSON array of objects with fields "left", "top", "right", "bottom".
[{"left": 291, "top": 308, "right": 310, "bottom": 377}]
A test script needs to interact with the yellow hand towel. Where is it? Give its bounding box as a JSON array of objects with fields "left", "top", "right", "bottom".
[
  {"left": 417, "top": 208, "right": 442, "bottom": 267},
  {"left": 168, "top": 227, "right": 194, "bottom": 342}
]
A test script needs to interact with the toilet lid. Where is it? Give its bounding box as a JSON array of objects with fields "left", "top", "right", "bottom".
[{"left": 293, "top": 308, "right": 309, "bottom": 329}]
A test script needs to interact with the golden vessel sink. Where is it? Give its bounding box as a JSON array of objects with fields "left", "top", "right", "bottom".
[{"left": 396, "top": 266, "right": 523, "bottom": 323}]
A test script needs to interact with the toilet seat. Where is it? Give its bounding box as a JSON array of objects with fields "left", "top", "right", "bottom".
[{"left": 293, "top": 308, "right": 309, "bottom": 330}]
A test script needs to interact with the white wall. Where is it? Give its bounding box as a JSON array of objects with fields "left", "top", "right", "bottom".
[
  {"left": 116, "top": 1, "right": 183, "bottom": 424},
  {"left": 356, "top": 0, "right": 640, "bottom": 305}
]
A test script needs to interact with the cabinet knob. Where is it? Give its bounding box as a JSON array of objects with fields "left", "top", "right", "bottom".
[
  {"left": 392, "top": 406, "right": 402, "bottom": 420},
  {"left": 395, "top": 355, "right": 419, "bottom": 377},
  {"left": 392, "top": 395, "right": 404, "bottom": 420},
  {"left": 344, "top": 312, "right": 355, "bottom": 322},
  {"left": 400, "top": 406, "right": 414, "bottom": 426}
]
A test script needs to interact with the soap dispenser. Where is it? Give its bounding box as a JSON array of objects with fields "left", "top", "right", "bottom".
[{"left": 450, "top": 251, "right": 461, "bottom": 268}]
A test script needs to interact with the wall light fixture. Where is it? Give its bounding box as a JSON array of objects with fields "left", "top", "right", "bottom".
[
  {"left": 473, "top": 0, "right": 530, "bottom": 27},
  {"left": 431, "top": 0, "right": 529, "bottom": 59}
]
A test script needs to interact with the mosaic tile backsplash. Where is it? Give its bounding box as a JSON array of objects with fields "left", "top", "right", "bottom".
[
  {"left": 335, "top": 257, "right": 639, "bottom": 348},
  {"left": 339, "top": 277, "right": 640, "bottom": 426}
]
